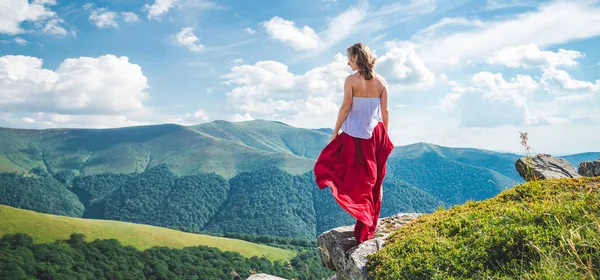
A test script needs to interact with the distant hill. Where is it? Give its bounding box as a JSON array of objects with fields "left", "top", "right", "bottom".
[
  {"left": 0, "top": 204, "right": 295, "bottom": 261},
  {"left": 0, "top": 121, "right": 322, "bottom": 179},
  {"left": 559, "top": 152, "right": 600, "bottom": 168},
  {"left": 0, "top": 119, "right": 598, "bottom": 239}
]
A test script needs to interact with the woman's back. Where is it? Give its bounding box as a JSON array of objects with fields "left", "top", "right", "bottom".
[
  {"left": 348, "top": 73, "right": 387, "bottom": 98},
  {"left": 340, "top": 73, "right": 387, "bottom": 139}
]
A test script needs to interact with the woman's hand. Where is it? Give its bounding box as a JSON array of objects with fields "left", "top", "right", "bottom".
[{"left": 330, "top": 131, "right": 338, "bottom": 142}]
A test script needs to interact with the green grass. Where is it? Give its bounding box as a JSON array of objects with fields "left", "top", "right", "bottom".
[
  {"left": 0, "top": 204, "right": 296, "bottom": 261},
  {"left": 367, "top": 177, "right": 600, "bottom": 280}
]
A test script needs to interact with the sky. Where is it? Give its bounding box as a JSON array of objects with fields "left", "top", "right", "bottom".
[{"left": 0, "top": 0, "right": 599, "bottom": 155}]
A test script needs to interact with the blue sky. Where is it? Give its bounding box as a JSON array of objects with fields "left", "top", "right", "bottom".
[{"left": 1, "top": 0, "right": 599, "bottom": 155}]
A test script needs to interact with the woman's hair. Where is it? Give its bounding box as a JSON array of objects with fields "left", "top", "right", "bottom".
[{"left": 347, "top": 43, "right": 377, "bottom": 80}]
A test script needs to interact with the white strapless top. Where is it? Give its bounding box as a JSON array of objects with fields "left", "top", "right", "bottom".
[{"left": 340, "top": 97, "right": 382, "bottom": 139}]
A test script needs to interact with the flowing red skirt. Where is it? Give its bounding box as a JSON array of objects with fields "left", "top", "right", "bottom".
[{"left": 314, "top": 122, "right": 394, "bottom": 243}]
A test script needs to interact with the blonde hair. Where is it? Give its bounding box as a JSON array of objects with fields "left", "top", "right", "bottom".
[{"left": 347, "top": 43, "right": 377, "bottom": 80}]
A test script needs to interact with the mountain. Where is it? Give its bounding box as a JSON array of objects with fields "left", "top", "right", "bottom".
[
  {"left": 0, "top": 119, "right": 598, "bottom": 239},
  {"left": 391, "top": 142, "right": 523, "bottom": 181},
  {"left": 0, "top": 121, "right": 323, "bottom": 179},
  {"left": 559, "top": 152, "right": 600, "bottom": 168}
]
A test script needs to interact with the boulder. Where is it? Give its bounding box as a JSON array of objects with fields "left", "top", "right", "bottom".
[
  {"left": 317, "top": 213, "right": 421, "bottom": 280},
  {"left": 578, "top": 160, "right": 600, "bottom": 177},
  {"left": 515, "top": 153, "right": 581, "bottom": 181},
  {"left": 246, "top": 274, "right": 287, "bottom": 280}
]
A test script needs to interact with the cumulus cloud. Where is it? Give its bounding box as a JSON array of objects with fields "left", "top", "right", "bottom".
[
  {"left": 437, "top": 66, "right": 599, "bottom": 129},
  {"left": 121, "top": 12, "right": 140, "bottom": 23},
  {"left": 222, "top": 53, "right": 351, "bottom": 127},
  {"left": 376, "top": 47, "right": 436, "bottom": 86},
  {"left": 145, "top": 0, "right": 179, "bottom": 19},
  {"left": 0, "top": 0, "right": 69, "bottom": 36},
  {"left": 436, "top": 71, "right": 542, "bottom": 127},
  {"left": 174, "top": 27, "right": 205, "bottom": 52},
  {"left": 0, "top": 54, "right": 149, "bottom": 115},
  {"left": 89, "top": 8, "right": 119, "bottom": 28},
  {"left": 488, "top": 44, "right": 584, "bottom": 69},
  {"left": 261, "top": 17, "right": 320, "bottom": 51},
  {"left": 165, "top": 109, "right": 210, "bottom": 125},
  {"left": 540, "top": 68, "right": 600, "bottom": 96}
]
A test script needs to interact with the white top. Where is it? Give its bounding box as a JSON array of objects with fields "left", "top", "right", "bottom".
[{"left": 340, "top": 97, "right": 383, "bottom": 139}]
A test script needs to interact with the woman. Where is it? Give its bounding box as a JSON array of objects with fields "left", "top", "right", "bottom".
[{"left": 314, "top": 42, "right": 394, "bottom": 243}]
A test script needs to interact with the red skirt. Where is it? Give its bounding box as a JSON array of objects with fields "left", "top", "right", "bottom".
[{"left": 314, "top": 122, "right": 394, "bottom": 242}]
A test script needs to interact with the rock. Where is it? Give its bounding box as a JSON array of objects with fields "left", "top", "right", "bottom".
[
  {"left": 317, "top": 213, "right": 421, "bottom": 280},
  {"left": 246, "top": 274, "right": 287, "bottom": 280},
  {"left": 579, "top": 160, "right": 600, "bottom": 177},
  {"left": 515, "top": 153, "right": 581, "bottom": 181}
]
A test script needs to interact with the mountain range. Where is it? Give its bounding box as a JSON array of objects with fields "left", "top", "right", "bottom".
[{"left": 1, "top": 119, "right": 598, "bottom": 239}]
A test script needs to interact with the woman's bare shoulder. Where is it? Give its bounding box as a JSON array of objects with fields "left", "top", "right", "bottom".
[{"left": 374, "top": 73, "right": 388, "bottom": 87}]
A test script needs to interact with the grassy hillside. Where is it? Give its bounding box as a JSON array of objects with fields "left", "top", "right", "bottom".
[
  {"left": 367, "top": 177, "right": 600, "bottom": 279},
  {"left": 0, "top": 204, "right": 296, "bottom": 261}
]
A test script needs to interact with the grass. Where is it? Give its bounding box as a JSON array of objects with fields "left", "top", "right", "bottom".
[
  {"left": 0, "top": 204, "right": 296, "bottom": 261},
  {"left": 366, "top": 176, "right": 600, "bottom": 279}
]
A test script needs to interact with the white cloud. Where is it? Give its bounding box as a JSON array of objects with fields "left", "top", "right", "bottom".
[
  {"left": 488, "top": 44, "right": 584, "bottom": 69},
  {"left": 222, "top": 53, "right": 351, "bottom": 127},
  {"left": 436, "top": 66, "right": 600, "bottom": 130},
  {"left": 376, "top": 47, "right": 436, "bottom": 87},
  {"left": 14, "top": 37, "right": 28, "bottom": 45},
  {"left": 245, "top": 28, "right": 255, "bottom": 34},
  {"left": 144, "top": 0, "right": 219, "bottom": 20},
  {"left": 229, "top": 113, "right": 255, "bottom": 122},
  {"left": 166, "top": 109, "right": 210, "bottom": 125},
  {"left": 0, "top": 54, "right": 149, "bottom": 115},
  {"left": 371, "top": 33, "right": 388, "bottom": 42},
  {"left": 145, "top": 0, "right": 179, "bottom": 19},
  {"left": 121, "top": 12, "right": 140, "bottom": 23},
  {"left": 0, "top": 0, "right": 69, "bottom": 36},
  {"left": 417, "top": 1, "right": 600, "bottom": 68},
  {"left": 261, "top": 17, "right": 320, "bottom": 51},
  {"left": 89, "top": 8, "right": 119, "bottom": 28},
  {"left": 540, "top": 68, "right": 600, "bottom": 95},
  {"left": 174, "top": 27, "right": 205, "bottom": 52},
  {"left": 262, "top": 0, "right": 369, "bottom": 53},
  {"left": 0, "top": 0, "right": 55, "bottom": 34},
  {"left": 436, "top": 71, "right": 541, "bottom": 127},
  {"left": 413, "top": 17, "right": 484, "bottom": 40},
  {"left": 486, "top": 0, "right": 537, "bottom": 10}
]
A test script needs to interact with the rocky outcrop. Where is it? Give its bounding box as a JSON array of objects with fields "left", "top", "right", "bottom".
[
  {"left": 515, "top": 154, "right": 581, "bottom": 181},
  {"left": 246, "top": 274, "right": 288, "bottom": 280},
  {"left": 578, "top": 160, "right": 600, "bottom": 177},
  {"left": 317, "top": 213, "right": 421, "bottom": 280}
]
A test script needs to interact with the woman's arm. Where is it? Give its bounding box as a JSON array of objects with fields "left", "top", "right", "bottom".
[
  {"left": 380, "top": 82, "right": 389, "bottom": 131},
  {"left": 331, "top": 76, "right": 353, "bottom": 140}
]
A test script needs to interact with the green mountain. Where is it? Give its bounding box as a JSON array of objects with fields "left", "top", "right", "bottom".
[
  {"left": 559, "top": 152, "right": 600, "bottom": 168},
  {"left": 0, "top": 120, "right": 597, "bottom": 239},
  {"left": 0, "top": 121, "right": 320, "bottom": 180}
]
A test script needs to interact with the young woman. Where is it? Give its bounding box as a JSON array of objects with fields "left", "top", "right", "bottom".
[{"left": 314, "top": 42, "right": 395, "bottom": 243}]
